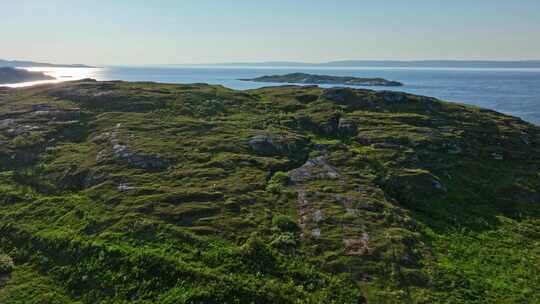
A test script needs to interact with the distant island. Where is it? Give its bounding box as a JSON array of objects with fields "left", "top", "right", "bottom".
[
  {"left": 240, "top": 73, "right": 403, "bottom": 86},
  {"left": 0, "top": 59, "right": 94, "bottom": 68},
  {"left": 0, "top": 67, "right": 55, "bottom": 84}
]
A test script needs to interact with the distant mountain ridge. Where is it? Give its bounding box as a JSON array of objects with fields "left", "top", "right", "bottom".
[
  {"left": 0, "top": 59, "right": 93, "bottom": 68},
  {"left": 208, "top": 60, "right": 540, "bottom": 68}
]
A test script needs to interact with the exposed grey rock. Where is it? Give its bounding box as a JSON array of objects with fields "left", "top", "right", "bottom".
[
  {"left": 313, "top": 210, "right": 323, "bottom": 222},
  {"left": 95, "top": 149, "right": 108, "bottom": 163},
  {"left": 520, "top": 134, "right": 530, "bottom": 145},
  {"left": 118, "top": 183, "right": 135, "bottom": 191},
  {"left": 92, "top": 132, "right": 111, "bottom": 144},
  {"left": 289, "top": 156, "right": 341, "bottom": 183},
  {"left": 97, "top": 124, "right": 168, "bottom": 170},
  {"left": 29, "top": 108, "right": 81, "bottom": 120},
  {"left": 5, "top": 125, "right": 41, "bottom": 136},
  {"left": 0, "top": 119, "right": 16, "bottom": 129},
  {"left": 111, "top": 142, "right": 168, "bottom": 170}
]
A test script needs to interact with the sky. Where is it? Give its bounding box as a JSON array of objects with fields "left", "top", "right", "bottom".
[{"left": 1, "top": 0, "right": 540, "bottom": 65}]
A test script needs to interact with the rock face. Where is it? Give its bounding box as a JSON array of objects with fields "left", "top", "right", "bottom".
[
  {"left": 240, "top": 73, "right": 403, "bottom": 86},
  {"left": 0, "top": 67, "right": 54, "bottom": 84}
]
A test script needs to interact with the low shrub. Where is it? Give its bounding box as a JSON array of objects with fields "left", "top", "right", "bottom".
[
  {"left": 0, "top": 254, "right": 14, "bottom": 274},
  {"left": 272, "top": 214, "right": 300, "bottom": 232}
]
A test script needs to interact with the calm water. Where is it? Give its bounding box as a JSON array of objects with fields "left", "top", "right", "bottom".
[{"left": 4, "top": 66, "right": 540, "bottom": 125}]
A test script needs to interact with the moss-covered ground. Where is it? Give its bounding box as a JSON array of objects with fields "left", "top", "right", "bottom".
[{"left": 0, "top": 80, "right": 539, "bottom": 303}]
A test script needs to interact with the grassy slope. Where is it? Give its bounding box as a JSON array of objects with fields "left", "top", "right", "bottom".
[{"left": 0, "top": 80, "right": 539, "bottom": 303}]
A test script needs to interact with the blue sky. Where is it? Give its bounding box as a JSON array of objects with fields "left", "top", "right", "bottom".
[{"left": 2, "top": 0, "right": 539, "bottom": 65}]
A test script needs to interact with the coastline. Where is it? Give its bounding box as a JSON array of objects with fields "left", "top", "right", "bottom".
[{"left": 2, "top": 66, "right": 539, "bottom": 125}]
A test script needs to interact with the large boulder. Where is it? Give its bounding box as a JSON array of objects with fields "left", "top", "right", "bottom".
[
  {"left": 383, "top": 169, "right": 447, "bottom": 209},
  {"left": 248, "top": 133, "right": 309, "bottom": 158},
  {"left": 289, "top": 156, "right": 341, "bottom": 183},
  {"left": 296, "top": 113, "right": 341, "bottom": 136}
]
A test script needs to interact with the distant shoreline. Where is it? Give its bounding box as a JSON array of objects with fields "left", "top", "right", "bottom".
[
  {"left": 0, "top": 59, "right": 95, "bottom": 68},
  {"left": 167, "top": 60, "right": 540, "bottom": 69}
]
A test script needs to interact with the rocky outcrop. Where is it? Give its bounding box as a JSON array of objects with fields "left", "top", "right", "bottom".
[
  {"left": 248, "top": 133, "right": 309, "bottom": 158},
  {"left": 289, "top": 156, "right": 342, "bottom": 183},
  {"left": 383, "top": 169, "right": 447, "bottom": 208},
  {"left": 95, "top": 124, "right": 168, "bottom": 170}
]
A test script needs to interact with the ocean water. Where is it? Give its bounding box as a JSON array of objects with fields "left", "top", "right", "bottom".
[{"left": 4, "top": 66, "right": 540, "bottom": 125}]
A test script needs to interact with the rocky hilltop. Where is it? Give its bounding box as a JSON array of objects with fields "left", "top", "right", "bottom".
[
  {"left": 0, "top": 67, "right": 54, "bottom": 84},
  {"left": 240, "top": 72, "right": 403, "bottom": 86},
  {"left": 0, "top": 80, "right": 539, "bottom": 303}
]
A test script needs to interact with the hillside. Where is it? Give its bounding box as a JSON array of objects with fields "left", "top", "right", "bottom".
[
  {"left": 0, "top": 80, "right": 539, "bottom": 303},
  {"left": 0, "top": 67, "right": 54, "bottom": 85}
]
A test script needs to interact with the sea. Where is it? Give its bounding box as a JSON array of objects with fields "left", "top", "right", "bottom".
[{"left": 3, "top": 65, "right": 540, "bottom": 125}]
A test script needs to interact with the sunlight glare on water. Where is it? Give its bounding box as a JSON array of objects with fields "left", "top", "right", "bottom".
[{"left": 2, "top": 67, "right": 101, "bottom": 88}]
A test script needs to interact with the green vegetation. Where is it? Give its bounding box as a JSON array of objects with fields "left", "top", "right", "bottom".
[
  {"left": 0, "top": 254, "right": 14, "bottom": 275},
  {"left": 0, "top": 80, "right": 539, "bottom": 303}
]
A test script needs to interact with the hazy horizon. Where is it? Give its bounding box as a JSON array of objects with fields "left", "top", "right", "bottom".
[
  {"left": 2, "top": 0, "right": 540, "bottom": 66},
  {"left": 3, "top": 59, "right": 540, "bottom": 68}
]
